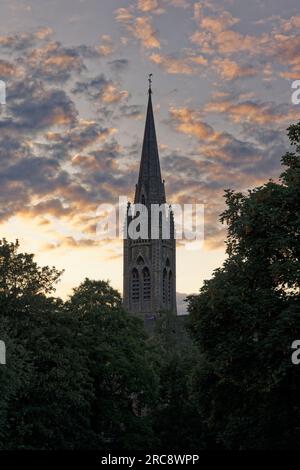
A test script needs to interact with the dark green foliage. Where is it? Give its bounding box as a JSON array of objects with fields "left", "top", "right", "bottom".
[
  {"left": 0, "top": 242, "right": 156, "bottom": 449},
  {"left": 149, "top": 311, "right": 207, "bottom": 451},
  {"left": 65, "top": 279, "right": 158, "bottom": 450},
  {"left": 187, "top": 122, "right": 300, "bottom": 449}
]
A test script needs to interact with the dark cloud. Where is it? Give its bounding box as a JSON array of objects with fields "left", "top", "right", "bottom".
[
  {"left": 0, "top": 10, "right": 296, "bottom": 254},
  {"left": 26, "top": 42, "right": 87, "bottom": 82},
  {"left": 108, "top": 58, "right": 129, "bottom": 72},
  {"left": 71, "top": 142, "right": 133, "bottom": 199},
  {"left": 3, "top": 80, "right": 78, "bottom": 131},
  {"left": 30, "top": 198, "right": 72, "bottom": 218},
  {"left": 0, "top": 59, "right": 21, "bottom": 78},
  {"left": 119, "top": 103, "right": 142, "bottom": 118},
  {"left": 72, "top": 74, "right": 109, "bottom": 99},
  {"left": 0, "top": 31, "right": 41, "bottom": 52},
  {"left": 0, "top": 156, "right": 69, "bottom": 195},
  {"left": 43, "top": 122, "right": 115, "bottom": 160}
]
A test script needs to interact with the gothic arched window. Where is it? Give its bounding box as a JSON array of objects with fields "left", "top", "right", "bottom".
[
  {"left": 143, "top": 267, "right": 151, "bottom": 301},
  {"left": 168, "top": 271, "right": 172, "bottom": 304},
  {"left": 163, "top": 268, "right": 167, "bottom": 304},
  {"left": 131, "top": 268, "right": 140, "bottom": 302}
]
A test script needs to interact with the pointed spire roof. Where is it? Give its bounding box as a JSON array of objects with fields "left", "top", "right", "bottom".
[{"left": 134, "top": 79, "right": 166, "bottom": 205}]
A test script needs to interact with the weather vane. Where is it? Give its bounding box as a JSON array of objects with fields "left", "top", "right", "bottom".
[{"left": 148, "top": 73, "right": 153, "bottom": 93}]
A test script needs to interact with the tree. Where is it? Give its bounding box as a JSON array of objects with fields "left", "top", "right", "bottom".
[
  {"left": 66, "top": 279, "right": 158, "bottom": 450},
  {"left": 0, "top": 239, "right": 62, "bottom": 300},
  {"left": 0, "top": 242, "right": 158, "bottom": 450},
  {"left": 149, "top": 311, "right": 207, "bottom": 451},
  {"left": 0, "top": 240, "right": 93, "bottom": 449},
  {"left": 188, "top": 123, "right": 300, "bottom": 449}
]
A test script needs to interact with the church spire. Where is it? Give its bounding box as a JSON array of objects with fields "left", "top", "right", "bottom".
[
  {"left": 123, "top": 77, "right": 177, "bottom": 319},
  {"left": 134, "top": 75, "right": 166, "bottom": 205}
]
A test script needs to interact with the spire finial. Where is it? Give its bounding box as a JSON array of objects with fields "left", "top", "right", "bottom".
[{"left": 148, "top": 73, "right": 153, "bottom": 94}]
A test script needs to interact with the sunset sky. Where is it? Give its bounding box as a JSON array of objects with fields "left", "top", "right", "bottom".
[{"left": 0, "top": 0, "right": 299, "bottom": 310}]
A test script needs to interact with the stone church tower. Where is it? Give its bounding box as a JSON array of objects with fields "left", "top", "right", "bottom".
[{"left": 123, "top": 81, "right": 177, "bottom": 320}]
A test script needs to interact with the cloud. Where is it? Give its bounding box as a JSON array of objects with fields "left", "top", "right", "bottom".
[
  {"left": 280, "top": 15, "right": 300, "bottom": 32},
  {"left": 137, "top": 0, "right": 165, "bottom": 14},
  {"left": 7, "top": 84, "right": 78, "bottom": 130},
  {"left": 44, "top": 121, "right": 116, "bottom": 159},
  {"left": 270, "top": 33, "right": 300, "bottom": 63},
  {"left": 71, "top": 143, "right": 120, "bottom": 174},
  {"left": 132, "top": 16, "right": 161, "bottom": 49},
  {"left": 108, "top": 58, "right": 130, "bottom": 72},
  {"left": 0, "top": 30, "right": 111, "bottom": 85},
  {"left": 165, "top": 0, "right": 190, "bottom": 8},
  {"left": 119, "top": 103, "right": 143, "bottom": 119},
  {"left": 102, "top": 83, "right": 129, "bottom": 104},
  {"left": 169, "top": 107, "right": 216, "bottom": 140},
  {"left": 150, "top": 53, "right": 194, "bottom": 74},
  {"left": 0, "top": 30, "right": 45, "bottom": 51},
  {"left": 212, "top": 58, "right": 257, "bottom": 81},
  {"left": 26, "top": 42, "right": 86, "bottom": 82},
  {"left": 189, "top": 2, "right": 300, "bottom": 83},
  {"left": 0, "top": 5, "right": 298, "bottom": 264},
  {"left": 204, "top": 98, "right": 300, "bottom": 125},
  {"left": 28, "top": 198, "right": 73, "bottom": 218},
  {"left": 137, "top": 0, "right": 158, "bottom": 12},
  {"left": 0, "top": 30, "right": 134, "bottom": 235},
  {"left": 43, "top": 236, "right": 102, "bottom": 251},
  {"left": 95, "top": 34, "right": 115, "bottom": 57},
  {"left": 161, "top": 129, "right": 283, "bottom": 249},
  {"left": 72, "top": 74, "right": 129, "bottom": 105},
  {"left": 114, "top": 7, "right": 160, "bottom": 49},
  {"left": 115, "top": 7, "right": 134, "bottom": 23},
  {"left": 194, "top": 5, "right": 239, "bottom": 33},
  {"left": 0, "top": 59, "right": 23, "bottom": 78}
]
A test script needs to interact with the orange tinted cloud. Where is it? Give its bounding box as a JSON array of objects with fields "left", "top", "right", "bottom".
[
  {"left": 114, "top": 7, "right": 134, "bottom": 23},
  {"left": 96, "top": 44, "right": 113, "bottom": 56},
  {"left": 150, "top": 53, "right": 194, "bottom": 74},
  {"left": 0, "top": 59, "right": 23, "bottom": 77},
  {"left": 35, "top": 27, "right": 53, "bottom": 40},
  {"left": 96, "top": 34, "right": 114, "bottom": 56},
  {"left": 191, "top": 2, "right": 300, "bottom": 84},
  {"left": 204, "top": 99, "right": 300, "bottom": 125},
  {"left": 137, "top": 0, "right": 165, "bottom": 14},
  {"left": 138, "top": 0, "right": 158, "bottom": 11},
  {"left": 169, "top": 107, "right": 216, "bottom": 140},
  {"left": 71, "top": 153, "right": 118, "bottom": 173},
  {"left": 132, "top": 16, "right": 160, "bottom": 49},
  {"left": 197, "top": 11, "right": 239, "bottom": 33},
  {"left": 149, "top": 49, "right": 208, "bottom": 75},
  {"left": 213, "top": 58, "right": 257, "bottom": 80},
  {"left": 114, "top": 6, "right": 160, "bottom": 49},
  {"left": 101, "top": 83, "right": 129, "bottom": 104},
  {"left": 27, "top": 42, "right": 85, "bottom": 80},
  {"left": 280, "top": 15, "right": 300, "bottom": 32}
]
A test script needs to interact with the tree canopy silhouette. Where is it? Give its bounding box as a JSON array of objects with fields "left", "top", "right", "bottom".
[{"left": 188, "top": 122, "right": 300, "bottom": 449}]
